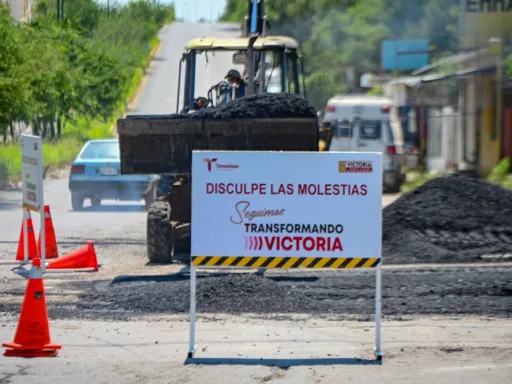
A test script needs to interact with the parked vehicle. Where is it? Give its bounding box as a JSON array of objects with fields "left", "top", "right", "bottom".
[
  {"left": 322, "top": 94, "right": 405, "bottom": 192},
  {"left": 68, "top": 139, "right": 158, "bottom": 210}
]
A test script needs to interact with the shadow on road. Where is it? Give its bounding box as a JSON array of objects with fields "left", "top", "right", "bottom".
[
  {"left": 184, "top": 357, "right": 381, "bottom": 367},
  {"left": 111, "top": 274, "right": 190, "bottom": 284},
  {"left": 70, "top": 204, "right": 146, "bottom": 213},
  {"left": 266, "top": 275, "right": 319, "bottom": 283},
  {"left": 109, "top": 271, "right": 324, "bottom": 285}
]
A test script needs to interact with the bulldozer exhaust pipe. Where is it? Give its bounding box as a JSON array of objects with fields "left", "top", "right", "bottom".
[{"left": 246, "top": 35, "right": 258, "bottom": 96}]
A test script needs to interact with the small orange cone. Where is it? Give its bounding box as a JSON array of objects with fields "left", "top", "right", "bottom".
[
  {"left": 3, "top": 258, "right": 61, "bottom": 357},
  {"left": 37, "top": 205, "right": 59, "bottom": 259},
  {"left": 46, "top": 240, "right": 99, "bottom": 271},
  {"left": 15, "top": 210, "right": 39, "bottom": 261}
]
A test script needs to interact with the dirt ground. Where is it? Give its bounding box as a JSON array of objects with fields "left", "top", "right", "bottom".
[{"left": 0, "top": 316, "right": 511, "bottom": 384}]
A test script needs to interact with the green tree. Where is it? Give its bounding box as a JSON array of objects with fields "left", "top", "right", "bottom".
[
  {"left": 0, "top": 0, "right": 175, "bottom": 142},
  {"left": 0, "top": 6, "right": 31, "bottom": 140},
  {"left": 305, "top": 72, "right": 346, "bottom": 111}
]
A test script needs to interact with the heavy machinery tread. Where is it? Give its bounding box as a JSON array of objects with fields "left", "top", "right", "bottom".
[
  {"left": 415, "top": 228, "right": 512, "bottom": 253},
  {"left": 498, "top": 233, "right": 512, "bottom": 244},
  {"left": 146, "top": 200, "right": 173, "bottom": 264}
]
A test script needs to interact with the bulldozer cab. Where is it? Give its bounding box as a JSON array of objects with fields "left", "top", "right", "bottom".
[{"left": 176, "top": 36, "right": 307, "bottom": 113}]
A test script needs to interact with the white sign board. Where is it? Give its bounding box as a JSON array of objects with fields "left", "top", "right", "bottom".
[
  {"left": 191, "top": 151, "right": 382, "bottom": 259},
  {"left": 21, "top": 135, "right": 44, "bottom": 212},
  {"left": 187, "top": 150, "right": 384, "bottom": 361}
]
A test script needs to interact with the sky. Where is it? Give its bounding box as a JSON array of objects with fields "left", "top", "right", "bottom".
[{"left": 97, "top": 0, "right": 228, "bottom": 22}]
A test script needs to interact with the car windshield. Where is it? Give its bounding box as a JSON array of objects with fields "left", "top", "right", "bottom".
[{"left": 80, "top": 142, "right": 120, "bottom": 160}]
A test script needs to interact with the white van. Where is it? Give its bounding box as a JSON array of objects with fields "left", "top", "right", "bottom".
[{"left": 322, "top": 94, "right": 405, "bottom": 192}]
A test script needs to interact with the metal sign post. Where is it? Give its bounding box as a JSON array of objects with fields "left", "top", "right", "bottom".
[
  {"left": 20, "top": 135, "right": 45, "bottom": 270},
  {"left": 188, "top": 150, "right": 383, "bottom": 361},
  {"left": 22, "top": 209, "right": 28, "bottom": 262}
]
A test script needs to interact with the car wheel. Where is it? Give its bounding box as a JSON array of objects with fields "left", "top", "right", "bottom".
[
  {"left": 90, "top": 197, "right": 101, "bottom": 208},
  {"left": 71, "top": 194, "right": 84, "bottom": 211},
  {"left": 385, "top": 181, "right": 402, "bottom": 194}
]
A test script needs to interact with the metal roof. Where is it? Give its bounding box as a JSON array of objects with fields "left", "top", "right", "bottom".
[
  {"left": 385, "top": 74, "right": 451, "bottom": 88},
  {"left": 386, "top": 66, "right": 496, "bottom": 89},
  {"left": 184, "top": 36, "right": 299, "bottom": 51},
  {"left": 412, "top": 47, "right": 493, "bottom": 75}
]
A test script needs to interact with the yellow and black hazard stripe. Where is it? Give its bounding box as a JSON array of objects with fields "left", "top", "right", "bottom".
[{"left": 191, "top": 256, "right": 380, "bottom": 269}]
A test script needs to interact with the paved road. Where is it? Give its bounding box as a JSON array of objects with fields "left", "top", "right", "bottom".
[{"left": 129, "top": 22, "right": 244, "bottom": 115}]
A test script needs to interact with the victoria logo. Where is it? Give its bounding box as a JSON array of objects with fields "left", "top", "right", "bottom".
[
  {"left": 203, "top": 158, "right": 217, "bottom": 172},
  {"left": 338, "top": 160, "right": 373, "bottom": 173}
]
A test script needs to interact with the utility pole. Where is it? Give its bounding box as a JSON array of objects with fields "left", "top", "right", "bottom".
[{"left": 56, "top": 0, "right": 64, "bottom": 22}]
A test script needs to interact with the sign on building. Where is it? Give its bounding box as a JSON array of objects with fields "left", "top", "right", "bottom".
[
  {"left": 462, "top": 0, "right": 512, "bottom": 49},
  {"left": 381, "top": 40, "right": 430, "bottom": 71}
]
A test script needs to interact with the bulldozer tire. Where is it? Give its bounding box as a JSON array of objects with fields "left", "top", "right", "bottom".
[{"left": 147, "top": 200, "right": 173, "bottom": 264}]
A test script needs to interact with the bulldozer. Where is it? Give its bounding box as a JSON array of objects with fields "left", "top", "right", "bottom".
[{"left": 116, "top": 0, "right": 333, "bottom": 263}]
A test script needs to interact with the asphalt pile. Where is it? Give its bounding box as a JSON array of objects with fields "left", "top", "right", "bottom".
[
  {"left": 126, "top": 93, "right": 317, "bottom": 120},
  {"left": 3, "top": 266, "right": 506, "bottom": 321},
  {"left": 383, "top": 175, "right": 512, "bottom": 264}
]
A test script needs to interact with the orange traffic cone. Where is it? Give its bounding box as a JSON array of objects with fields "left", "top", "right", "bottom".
[
  {"left": 37, "top": 205, "right": 59, "bottom": 259},
  {"left": 3, "top": 258, "right": 61, "bottom": 357},
  {"left": 46, "top": 240, "right": 99, "bottom": 271},
  {"left": 15, "top": 210, "right": 39, "bottom": 261}
]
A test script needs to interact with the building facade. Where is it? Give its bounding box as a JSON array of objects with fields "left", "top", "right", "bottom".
[{"left": 2, "top": 0, "right": 32, "bottom": 22}]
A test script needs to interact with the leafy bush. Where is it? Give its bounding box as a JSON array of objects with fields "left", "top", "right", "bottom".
[
  {"left": 487, "top": 157, "right": 512, "bottom": 189},
  {"left": 401, "top": 170, "right": 438, "bottom": 192}
]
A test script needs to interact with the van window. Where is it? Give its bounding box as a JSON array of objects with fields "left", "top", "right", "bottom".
[
  {"left": 358, "top": 120, "right": 381, "bottom": 140},
  {"left": 337, "top": 120, "right": 353, "bottom": 138}
]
